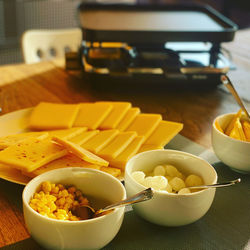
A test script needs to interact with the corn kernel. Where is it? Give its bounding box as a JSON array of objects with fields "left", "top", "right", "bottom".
[{"left": 41, "top": 181, "right": 52, "bottom": 193}]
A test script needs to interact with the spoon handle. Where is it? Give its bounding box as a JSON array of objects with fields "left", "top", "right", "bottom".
[
  {"left": 221, "top": 75, "right": 250, "bottom": 119},
  {"left": 98, "top": 188, "right": 153, "bottom": 213},
  {"left": 188, "top": 178, "right": 241, "bottom": 189}
]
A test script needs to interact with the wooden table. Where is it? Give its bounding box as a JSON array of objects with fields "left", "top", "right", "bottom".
[{"left": 0, "top": 30, "right": 250, "bottom": 248}]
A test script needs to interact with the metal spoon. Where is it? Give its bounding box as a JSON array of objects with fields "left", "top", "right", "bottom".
[
  {"left": 221, "top": 75, "right": 250, "bottom": 120},
  {"left": 72, "top": 188, "right": 153, "bottom": 220},
  {"left": 188, "top": 178, "right": 241, "bottom": 190}
]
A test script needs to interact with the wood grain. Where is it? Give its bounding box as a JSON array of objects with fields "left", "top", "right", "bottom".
[{"left": 0, "top": 29, "right": 249, "bottom": 248}]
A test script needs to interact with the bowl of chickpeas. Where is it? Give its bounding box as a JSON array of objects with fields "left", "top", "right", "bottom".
[
  {"left": 22, "top": 167, "right": 126, "bottom": 250},
  {"left": 124, "top": 149, "right": 217, "bottom": 226}
]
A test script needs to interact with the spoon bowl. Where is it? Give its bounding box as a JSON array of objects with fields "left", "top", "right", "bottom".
[{"left": 73, "top": 188, "right": 153, "bottom": 220}]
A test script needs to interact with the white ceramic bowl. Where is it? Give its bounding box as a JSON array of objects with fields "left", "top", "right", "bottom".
[
  {"left": 212, "top": 113, "right": 250, "bottom": 174},
  {"left": 125, "top": 149, "right": 217, "bottom": 227},
  {"left": 23, "top": 167, "right": 126, "bottom": 250}
]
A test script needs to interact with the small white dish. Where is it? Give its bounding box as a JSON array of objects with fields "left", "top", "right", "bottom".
[
  {"left": 125, "top": 149, "right": 217, "bottom": 227},
  {"left": 212, "top": 113, "right": 250, "bottom": 174},
  {"left": 23, "top": 167, "right": 126, "bottom": 250}
]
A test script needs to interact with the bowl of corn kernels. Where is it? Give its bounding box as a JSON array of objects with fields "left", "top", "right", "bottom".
[
  {"left": 22, "top": 167, "right": 126, "bottom": 250},
  {"left": 212, "top": 110, "right": 250, "bottom": 174},
  {"left": 124, "top": 149, "right": 217, "bottom": 226}
]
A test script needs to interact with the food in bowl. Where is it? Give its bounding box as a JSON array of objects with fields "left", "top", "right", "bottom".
[
  {"left": 212, "top": 111, "right": 250, "bottom": 174},
  {"left": 29, "top": 181, "right": 111, "bottom": 221},
  {"left": 215, "top": 109, "right": 250, "bottom": 142},
  {"left": 125, "top": 149, "right": 217, "bottom": 226},
  {"left": 23, "top": 167, "right": 126, "bottom": 250},
  {"left": 131, "top": 164, "right": 204, "bottom": 194}
]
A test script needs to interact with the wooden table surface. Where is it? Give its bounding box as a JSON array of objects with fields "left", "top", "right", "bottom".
[{"left": 0, "top": 29, "right": 250, "bottom": 248}]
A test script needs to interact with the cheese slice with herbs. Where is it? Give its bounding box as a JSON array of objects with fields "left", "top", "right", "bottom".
[
  {"left": 48, "top": 127, "right": 87, "bottom": 140},
  {"left": 0, "top": 132, "right": 48, "bottom": 150},
  {"left": 143, "top": 120, "right": 183, "bottom": 146},
  {"left": 52, "top": 136, "right": 109, "bottom": 167},
  {"left": 29, "top": 102, "right": 80, "bottom": 130},
  {"left": 97, "top": 102, "right": 131, "bottom": 129},
  {"left": 73, "top": 103, "right": 113, "bottom": 129},
  {"left": 69, "top": 130, "right": 99, "bottom": 145},
  {"left": 116, "top": 107, "right": 140, "bottom": 131},
  {"left": 125, "top": 114, "right": 162, "bottom": 142},
  {"left": 82, "top": 129, "right": 119, "bottom": 153},
  {"left": 0, "top": 137, "right": 67, "bottom": 172},
  {"left": 98, "top": 131, "right": 137, "bottom": 160},
  {"left": 110, "top": 136, "right": 144, "bottom": 170}
]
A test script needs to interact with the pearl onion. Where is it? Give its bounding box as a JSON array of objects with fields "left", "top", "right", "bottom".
[
  {"left": 153, "top": 165, "right": 166, "bottom": 176},
  {"left": 131, "top": 171, "right": 145, "bottom": 184}
]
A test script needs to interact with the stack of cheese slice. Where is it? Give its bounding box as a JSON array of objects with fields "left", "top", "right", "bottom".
[{"left": 0, "top": 101, "right": 183, "bottom": 182}]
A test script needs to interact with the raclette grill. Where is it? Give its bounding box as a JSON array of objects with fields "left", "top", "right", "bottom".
[{"left": 76, "top": 3, "right": 238, "bottom": 84}]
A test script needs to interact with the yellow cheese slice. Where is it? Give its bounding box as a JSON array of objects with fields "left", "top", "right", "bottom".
[
  {"left": 22, "top": 153, "right": 101, "bottom": 178},
  {"left": 242, "top": 120, "right": 250, "bottom": 141},
  {"left": 100, "top": 166, "right": 121, "bottom": 178},
  {"left": 52, "top": 136, "right": 109, "bottom": 167},
  {"left": 97, "top": 102, "right": 131, "bottom": 129},
  {"left": 73, "top": 103, "right": 113, "bottom": 129},
  {"left": 143, "top": 120, "right": 183, "bottom": 147},
  {"left": 225, "top": 109, "right": 242, "bottom": 136},
  {"left": 110, "top": 136, "right": 144, "bottom": 170},
  {"left": 82, "top": 129, "right": 119, "bottom": 153},
  {"left": 48, "top": 127, "right": 87, "bottom": 140},
  {"left": 125, "top": 114, "right": 162, "bottom": 142},
  {"left": 29, "top": 102, "right": 80, "bottom": 130},
  {"left": 116, "top": 107, "right": 140, "bottom": 131},
  {"left": 0, "top": 163, "right": 32, "bottom": 185},
  {"left": 0, "top": 137, "right": 67, "bottom": 172},
  {"left": 229, "top": 117, "right": 246, "bottom": 141},
  {"left": 98, "top": 131, "right": 137, "bottom": 160},
  {"left": 0, "top": 132, "right": 48, "bottom": 150},
  {"left": 138, "top": 144, "right": 163, "bottom": 153},
  {"left": 69, "top": 130, "right": 99, "bottom": 145}
]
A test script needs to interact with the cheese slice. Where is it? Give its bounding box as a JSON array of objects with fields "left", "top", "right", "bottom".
[
  {"left": 116, "top": 107, "right": 140, "bottom": 131},
  {"left": 0, "top": 137, "right": 67, "bottom": 172},
  {"left": 110, "top": 136, "right": 144, "bottom": 170},
  {"left": 97, "top": 102, "right": 131, "bottom": 129},
  {"left": 73, "top": 103, "right": 112, "bottom": 129},
  {"left": 98, "top": 131, "right": 137, "bottom": 160},
  {"left": 52, "top": 136, "right": 109, "bottom": 167},
  {"left": 125, "top": 114, "right": 162, "bottom": 142},
  {"left": 69, "top": 130, "right": 99, "bottom": 145},
  {"left": 48, "top": 127, "right": 87, "bottom": 140},
  {"left": 100, "top": 166, "right": 121, "bottom": 178},
  {"left": 225, "top": 109, "right": 242, "bottom": 136},
  {"left": 22, "top": 153, "right": 101, "bottom": 178},
  {"left": 0, "top": 132, "right": 48, "bottom": 150},
  {"left": 138, "top": 144, "right": 163, "bottom": 153},
  {"left": 82, "top": 129, "right": 119, "bottom": 153},
  {"left": 29, "top": 102, "right": 80, "bottom": 130},
  {"left": 242, "top": 120, "right": 250, "bottom": 141},
  {"left": 144, "top": 120, "right": 183, "bottom": 147},
  {"left": 0, "top": 163, "right": 32, "bottom": 185},
  {"left": 229, "top": 117, "right": 246, "bottom": 141}
]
